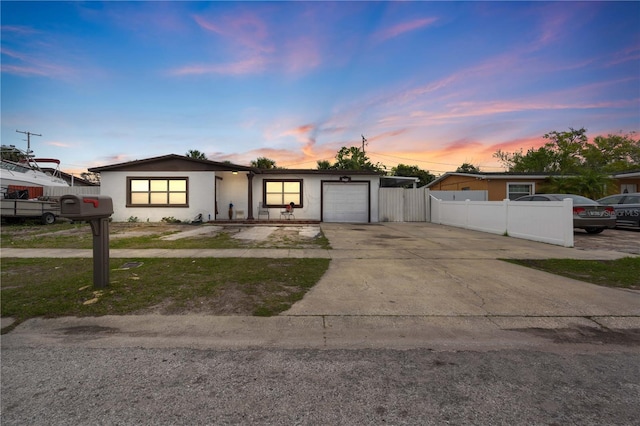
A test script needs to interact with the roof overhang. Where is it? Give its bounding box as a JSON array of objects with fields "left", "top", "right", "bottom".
[
  {"left": 380, "top": 176, "right": 420, "bottom": 188},
  {"left": 88, "top": 154, "right": 256, "bottom": 173}
]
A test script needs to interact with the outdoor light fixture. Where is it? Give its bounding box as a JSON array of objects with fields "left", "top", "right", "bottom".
[
  {"left": 339, "top": 176, "right": 351, "bottom": 182},
  {"left": 232, "top": 171, "right": 238, "bottom": 175}
]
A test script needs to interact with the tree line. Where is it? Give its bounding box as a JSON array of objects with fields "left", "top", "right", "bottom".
[{"left": 184, "top": 128, "right": 638, "bottom": 197}]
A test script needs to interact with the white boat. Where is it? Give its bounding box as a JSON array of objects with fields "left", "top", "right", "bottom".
[{"left": 1, "top": 149, "right": 69, "bottom": 197}]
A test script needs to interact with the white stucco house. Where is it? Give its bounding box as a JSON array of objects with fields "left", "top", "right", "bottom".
[{"left": 89, "top": 154, "right": 382, "bottom": 223}]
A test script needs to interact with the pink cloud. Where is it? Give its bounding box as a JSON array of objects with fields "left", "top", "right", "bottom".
[
  {"left": 606, "top": 45, "right": 640, "bottom": 68},
  {"left": 194, "top": 13, "right": 273, "bottom": 54},
  {"left": 374, "top": 17, "right": 438, "bottom": 42},
  {"left": 1, "top": 25, "right": 39, "bottom": 35},
  {"left": 47, "top": 141, "right": 72, "bottom": 148},
  {"left": 483, "top": 137, "right": 546, "bottom": 156},
  {"left": 170, "top": 57, "right": 267, "bottom": 76},
  {"left": 1, "top": 47, "right": 75, "bottom": 78},
  {"left": 283, "top": 36, "right": 322, "bottom": 73}
]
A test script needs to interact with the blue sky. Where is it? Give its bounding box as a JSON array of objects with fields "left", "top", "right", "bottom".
[{"left": 2, "top": 1, "right": 639, "bottom": 175}]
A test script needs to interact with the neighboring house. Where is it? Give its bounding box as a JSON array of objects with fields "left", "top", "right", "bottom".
[
  {"left": 426, "top": 172, "right": 553, "bottom": 201},
  {"left": 612, "top": 170, "right": 640, "bottom": 194},
  {"left": 426, "top": 171, "right": 640, "bottom": 201},
  {"left": 88, "top": 154, "right": 381, "bottom": 223},
  {"left": 41, "top": 168, "right": 99, "bottom": 187}
]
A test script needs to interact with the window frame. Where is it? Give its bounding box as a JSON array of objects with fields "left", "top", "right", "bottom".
[
  {"left": 127, "top": 177, "right": 189, "bottom": 207},
  {"left": 506, "top": 182, "right": 534, "bottom": 200},
  {"left": 263, "top": 179, "right": 303, "bottom": 208}
]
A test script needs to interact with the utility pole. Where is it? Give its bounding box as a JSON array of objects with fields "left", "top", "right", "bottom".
[
  {"left": 16, "top": 130, "right": 42, "bottom": 157},
  {"left": 361, "top": 134, "right": 367, "bottom": 155}
]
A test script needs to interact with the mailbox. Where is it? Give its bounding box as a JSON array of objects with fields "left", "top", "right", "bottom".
[{"left": 60, "top": 195, "right": 113, "bottom": 220}]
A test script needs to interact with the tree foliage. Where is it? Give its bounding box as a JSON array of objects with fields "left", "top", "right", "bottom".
[
  {"left": 316, "top": 160, "right": 332, "bottom": 170},
  {"left": 251, "top": 157, "right": 278, "bottom": 169},
  {"left": 539, "top": 170, "right": 614, "bottom": 200},
  {"left": 390, "top": 164, "right": 435, "bottom": 187},
  {"left": 318, "top": 146, "right": 385, "bottom": 172},
  {"left": 1, "top": 145, "right": 26, "bottom": 163},
  {"left": 493, "top": 128, "right": 639, "bottom": 173},
  {"left": 185, "top": 149, "right": 207, "bottom": 160},
  {"left": 494, "top": 128, "right": 638, "bottom": 198},
  {"left": 456, "top": 163, "right": 481, "bottom": 173},
  {"left": 80, "top": 172, "right": 101, "bottom": 184}
]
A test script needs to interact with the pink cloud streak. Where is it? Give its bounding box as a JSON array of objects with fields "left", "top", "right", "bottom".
[
  {"left": 170, "top": 57, "right": 267, "bottom": 76},
  {"left": 374, "top": 17, "right": 438, "bottom": 42},
  {"left": 1, "top": 47, "right": 75, "bottom": 78}
]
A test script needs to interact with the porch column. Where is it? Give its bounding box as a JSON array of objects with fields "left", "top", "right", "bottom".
[{"left": 246, "top": 172, "right": 255, "bottom": 220}]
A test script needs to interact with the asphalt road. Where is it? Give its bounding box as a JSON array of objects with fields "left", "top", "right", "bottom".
[{"left": 2, "top": 347, "right": 639, "bottom": 425}]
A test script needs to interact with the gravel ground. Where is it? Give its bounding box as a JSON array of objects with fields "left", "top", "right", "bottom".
[
  {"left": 2, "top": 347, "right": 639, "bottom": 425},
  {"left": 573, "top": 227, "right": 640, "bottom": 255}
]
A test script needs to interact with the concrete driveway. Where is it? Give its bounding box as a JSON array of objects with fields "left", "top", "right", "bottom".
[{"left": 284, "top": 222, "right": 639, "bottom": 319}]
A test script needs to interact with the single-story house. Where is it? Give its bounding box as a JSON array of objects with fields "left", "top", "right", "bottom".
[
  {"left": 41, "top": 168, "right": 99, "bottom": 187},
  {"left": 613, "top": 170, "right": 640, "bottom": 194},
  {"left": 89, "top": 154, "right": 382, "bottom": 223},
  {"left": 426, "top": 171, "right": 640, "bottom": 201}
]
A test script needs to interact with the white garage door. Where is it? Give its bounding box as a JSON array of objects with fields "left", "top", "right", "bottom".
[{"left": 322, "top": 182, "right": 369, "bottom": 223}]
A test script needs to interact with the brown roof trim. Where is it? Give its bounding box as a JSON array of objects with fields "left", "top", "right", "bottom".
[
  {"left": 88, "top": 154, "right": 256, "bottom": 173},
  {"left": 258, "top": 168, "right": 383, "bottom": 176}
]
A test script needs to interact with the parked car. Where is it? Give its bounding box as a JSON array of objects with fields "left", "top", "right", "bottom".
[
  {"left": 597, "top": 192, "right": 640, "bottom": 228},
  {"left": 514, "top": 193, "right": 616, "bottom": 234}
]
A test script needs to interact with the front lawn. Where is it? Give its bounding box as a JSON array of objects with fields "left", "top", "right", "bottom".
[
  {"left": 1, "top": 257, "right": 330, "bottom": 332},
  {"left": 505, "top": 257, "right": 640, "bottom": 289}
]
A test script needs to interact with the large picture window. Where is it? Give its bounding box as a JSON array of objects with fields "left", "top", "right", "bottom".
[
  {"left": 507, "top": 182, "right": 534, "bottom": 200},
  {"left": 264, "top": 179, "right": 302, "bottom": 207},
  {"left": 128, "top": 177, "right": 188, "bottom": 207}
]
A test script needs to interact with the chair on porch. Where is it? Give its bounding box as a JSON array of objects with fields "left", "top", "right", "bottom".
[
  {"left": 258, "top": 202, "right": 269, "bottom": 220},
  {"left": 280, "top": 202, "right": 295, "bottom": 220}
]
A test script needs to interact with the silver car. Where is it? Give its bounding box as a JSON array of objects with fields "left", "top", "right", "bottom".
[
  {"left": 514, "top": 193, "right": 617, "bottom": 234},
  {"left": 597, "top": 192, "right": 640, "bottom": 228}
]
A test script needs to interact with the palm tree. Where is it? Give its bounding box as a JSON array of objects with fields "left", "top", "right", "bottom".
[
  {"left": 251, "top": 157, "right": 277, "bottom": 169},
  {"left": 185, "top": 149, "right": 207, "bottom": 160}
]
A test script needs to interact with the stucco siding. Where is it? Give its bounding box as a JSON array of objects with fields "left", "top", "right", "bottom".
[
  {"left": 251, "top": 173, "right": 380, "bottom": 222},
  {"left": 99, "top": 169, "right": 380, "bottom": 222},
  {"left": 100, "top": 170, "right": 216, "bottom": 222}
]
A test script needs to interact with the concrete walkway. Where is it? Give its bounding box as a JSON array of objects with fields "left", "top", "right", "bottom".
[{"left": 2, "top": 223, "right": 639, "bottom": 351}]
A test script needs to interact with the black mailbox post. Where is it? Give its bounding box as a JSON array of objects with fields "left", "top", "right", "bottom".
[{"left": 60, "top": 195, "right": 114, "bottom": 289}]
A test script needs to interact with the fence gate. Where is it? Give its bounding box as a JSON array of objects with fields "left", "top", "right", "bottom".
[{"left": 379, "top": 188, "right": 427, "bottom": 222}]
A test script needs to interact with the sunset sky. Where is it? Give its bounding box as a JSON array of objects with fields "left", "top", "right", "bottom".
[{"left": 2, "top": 1, "right": 639, "bottom": 176}]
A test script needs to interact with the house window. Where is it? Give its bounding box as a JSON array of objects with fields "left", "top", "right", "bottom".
[
  {"left": 507, "top": 183, "right": 534, "bottom": 200},
  {"left": 264, "top": 179, "right": 302, "bottom": 207},
  {"left": 127, "top": 177, "right": 188, "bottom": 206}
]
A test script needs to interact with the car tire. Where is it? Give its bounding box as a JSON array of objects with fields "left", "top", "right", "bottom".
[{"left": 585, "top": 227, "right": 604, "bottom": 234}]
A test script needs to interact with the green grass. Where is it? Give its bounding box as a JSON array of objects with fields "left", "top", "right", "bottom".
[
  {"left": 505, "top": 257, "right": 640, "bottom": 289},
  {"left": 1, "top": 257, "right": 330, "bottom": 332}
]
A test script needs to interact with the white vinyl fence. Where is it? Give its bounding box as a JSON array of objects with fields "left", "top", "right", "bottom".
[
  {"left": 429, "top": 190, "right": 487, "bottom": 201},
  {"left": 430, "top": 196, "right": 574, "bottom": 247}
]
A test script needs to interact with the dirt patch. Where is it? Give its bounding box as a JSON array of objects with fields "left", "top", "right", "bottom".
[
  {"left": 133, "top": 281, "right": 305, "bottom": 316},
  {"left": 510, "top": 326, "right": 640, "bottom": 346},
  {"left": 259, "top": 227, "right": 321, "bottom": 248},
  {"left": 1, "top": 222, "right": 325, "bottom": 248}
]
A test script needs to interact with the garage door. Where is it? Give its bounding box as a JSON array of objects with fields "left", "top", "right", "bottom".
[{"left": 322, "top": 182, "right": 369, "bottom": 223}]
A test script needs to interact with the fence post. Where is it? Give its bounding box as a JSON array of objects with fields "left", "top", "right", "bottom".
[
  {"left": 465, "top": 199, "right": 470, "bottom": 228},
  {"left": 425, "top": 189, "right": 431, "bottom": 222},
  {"left": 503, "top": 199, "right": 510, "bottom": 235},
  {"left": 562, "top": 198, "right": 574, "bottom": 247}
]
